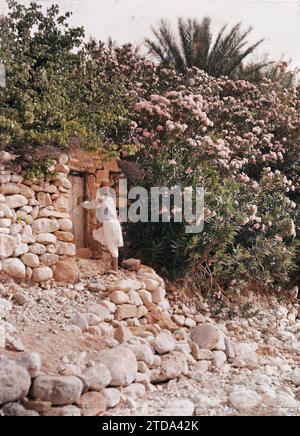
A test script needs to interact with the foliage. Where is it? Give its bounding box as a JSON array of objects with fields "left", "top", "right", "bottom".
[
  {"left": 125, "top": 69, "right": 299, "bottom": 291},
  {"left": 0, "top": 1, "right": 137, "bottom": 164},
  {"left": 145, "top": 17, "right": 265, "bottom": 79}
]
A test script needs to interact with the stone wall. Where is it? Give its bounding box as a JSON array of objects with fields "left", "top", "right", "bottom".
[
  {"left": 0, "top": 154, "right": 76, "bottom": 283},
  {"left": 0, "top": 151, "right": 122, "bottom": 283}
]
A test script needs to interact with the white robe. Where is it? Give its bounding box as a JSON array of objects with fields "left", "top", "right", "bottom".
[{"left": 83, "top": 195, "right": 124, "bottom": 257}]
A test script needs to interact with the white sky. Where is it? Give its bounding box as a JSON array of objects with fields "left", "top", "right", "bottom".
[{"left": 1, "top": 0, "right": 300, "bottom": 67}]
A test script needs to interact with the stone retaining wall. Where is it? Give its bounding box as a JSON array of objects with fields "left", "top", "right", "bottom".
[{"left": 0, "top": 152, "right": 122, "bottom": 283}]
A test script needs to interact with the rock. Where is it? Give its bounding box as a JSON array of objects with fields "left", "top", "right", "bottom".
[
  {"left": 54, "top": 258, "right": 79, "bottom": 283},
  {"left": 95, "top": 346, "right": 138, "bottom": 387},
  {"left": 190, "top": 343, "right": 214, "bottom": 361},
  {"left": 190, "top": 324, "right": 223, "bottom": 351},
  {"left": 291, "top": 369, "right": 300, "bottom": 387},
  {"left": 32, "top": 376, "right": 83, "bottom": 406},
  {"left": 55, "top": 231, "right": 73, "bottom": 242},
  {"left": 0, "top": 357, "right": 31, "bottom": 406},
  {"left": 161, "top": 399, "right": 195, "bottom": 416},
  {"left": 14, "top": 243, "right": 29, "bottom": 257},
  {"left": 29, "top": 243, "right": 46, "bottom": 255},
  {"left": 123, "top": 383, "right": 146, "bottom": 400},
  {"left": 110, "top": 291, "right": 129, "bottom": 305},
  {"left": 20, "top": 225, "right": 35, "bottom": 244},
  {"left": 32, "top": 266, "right": 53, "bottom": 282},
  {"left": 32, "top": 218, "right": 59, "bottom": 234},
  {"left": 6, "top": 335, "right": 25, "bottom": 352},
  {"left": 138, "top": 290, "right": 152, "bottom": 306},
  {"left": 2, "top": 403, "right": 39, "bottom": 417},
  {"left": 151, "top": 352, "right": 188, "bottom": 383},
  {"left": 13, "top": 292, "right": 29, "bottom": 306},
  {"left": 229, "top": 388, "right": 261, "bottom": 411},
  {"left": 2, "top": 258, "right": 26, "bottom": 280},
  {"left": 173, "top": 314, "right": 186, "bottom": 326},
  {"left": 152, "top": 287, "right": 166, "bottom": 304},
  {"left": 122, "top": 258, "right": 141, "bottom": 271},
  {"left": 125, "top": 344, "right": 155, "bottom": 366},
  {"left": 114, "top": 325, "right": 133, "bottom": 343},
  {"left": 107, "top": 279, "right": 142, "bottom": 293},
  {"left": 0, "top": 298, "right": 12, "bottom": 318},
  {"left": 78, "top": 391, "right": 106, "bottom": 417},
  {"left": 104, "top": 388, "right": 121, "bottom": 409},
  {"left": 35, "top": 233, "right": 57, "bottom": 244},
  {"left": 0, "top": 234, "right": 17, "bottom": 257},
  {"left": 46, "top": 405, "right": 81, "bottom": 417},
  {"left": 144, "top": 278, "right": 160, "bottom": 292},
  {"left": 212, "top": 351, "right": 227, "bottom": 368},
  {"left": 153, "top": 331, "right": 176, "bottom": 354},
  {"left": 71, "top": 313, "right": 89, "bottom": 331},
  {"left": 81, "top": 363, "right": 111, "bottom": 392},
  {"left": 88, "top": 304, "right": 110, "bottom": 321},
  {"left": 5, "top": 194, "right": 28, "bottom": 209},
  {"left": 21, "top": 253, "right": 39, "bottom": 268},
  {"left": 16, "top": 352, "right": 41, "bottom": 378},
  {"left": 55, "top": 241, "right": 76, "bottom": 256},
  {"left": 185, "top": 318, "right": 197, "bottom": 328},
  {"left": 115, "top": 304, "right": 138, "bottom": 320},
  {"left": 40, "top": 253, "right": 59, "bottom": 266},
  {"left": 58, "top": 218, "right": 73, "bottom": 231}
]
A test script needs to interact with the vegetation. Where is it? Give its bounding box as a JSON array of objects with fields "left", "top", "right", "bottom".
[{"left": 0, "top": 1, "right": 299, "bottom": 293}]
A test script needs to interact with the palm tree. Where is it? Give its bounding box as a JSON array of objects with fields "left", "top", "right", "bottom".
[{"left": 145, "top": 17, "right": 266, "bottom": 78}]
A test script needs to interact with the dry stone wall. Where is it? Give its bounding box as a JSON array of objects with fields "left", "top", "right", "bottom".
[{"left": 0, "top": 154, "right": 76, "bottom": 283}]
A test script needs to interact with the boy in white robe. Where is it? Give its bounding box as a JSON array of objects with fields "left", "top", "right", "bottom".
[{"left": 82, "top": 180, "right": 124, "bottom": 271}]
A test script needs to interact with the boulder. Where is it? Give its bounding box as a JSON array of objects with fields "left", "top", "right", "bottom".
[
  {"left": 58, "top": 218, "right": 73, "bottom": 231},
  {"left": 229, "top": 388, "right": 261, "bottom": 411},
  {"left": 150, "top": 352, "right": 188, "bottom": 383},
  {"left": 5, "top": 194, "right": 28, "bottom": 209},
  {"left": 190, "top": 324, "right": 223, "bottom": 351},
  {"left": 125, "top": 344, "right": 155, "bottom": 366},
  {"left": 32, "top": 218, "right": 59, "bottom": 234},
  {"left": 81, "top": 364, "right": 112, "bottom": 391},
  {"left": 153, "top": 331, "right": 176, "bottom": 354},
  {"left": 95, "top": 346, "right": 137, "bottom": 387},
  {"left": 2, "top": 258, "right": 26, "bottom": 280},
  {"left": 54, "top": 258, "right": 80, "bottom": 283},
  {"left": 32, "top": 266, "right": 53, "bottom": 282},
  {"left": 35, "top": 233, "right": 57, "bottom": 244},
  {"left": 32, "top": 375, "right": 83, "bottom": 406},
  {"left": 104, "top": 388, "right": 121, "bottom": 409},
  {"left": 0, "top": 357, "right": 31, "bottom": 406},
  {"left": 16, "top": 352, "right": 42, "bottom": 378},
  {"left": 107, "top": 279, "right": 142, "bottom": 293},
  {"left": 55, "top": 241, "right": 76, "bottom": 256},
  {"left": 110, "top": 291, "right": 129, "bottom": 305},
  {"left": 21, "top": 253, "right": 39, "bottom": 268},
  {"left": 161, "top": 399, "right": 195, "bottom": 416},
  {"left": 0, "top": 234, "right": 17, "bottom": 258},
  {"left": 40, "top": 253, "right": 59, "bottom": 266},
  {"left": 20, "top": 225, "right": 35, "bottom": 244},
  {"left": 77, "top": 391, "right": 106, "bottom": 417},
  {"left": 115, "top": 304, "right": 139, "bottom": 320}
]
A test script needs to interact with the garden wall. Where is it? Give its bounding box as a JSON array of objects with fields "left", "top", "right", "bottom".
[{"left": 0, "top": 151, "right": 121, "bottom": 283}]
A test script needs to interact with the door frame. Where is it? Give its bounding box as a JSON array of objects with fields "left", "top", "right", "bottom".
[{"left": 69, "top": 171, "right": 88, "bottom": 248}]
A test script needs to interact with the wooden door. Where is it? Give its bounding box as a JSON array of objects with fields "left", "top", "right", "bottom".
[{"left": 69, "top": 174, "right": 86, "bottom": 249}]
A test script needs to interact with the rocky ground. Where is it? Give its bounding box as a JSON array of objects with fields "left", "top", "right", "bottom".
[{"left": 0, "top": 259, "right": 299, "bottom": 417}]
